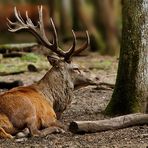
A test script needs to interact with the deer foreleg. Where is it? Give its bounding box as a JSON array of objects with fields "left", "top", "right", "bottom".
[
  {"left": 39, "top": 126, "right": 65, "bottom": 137},
  {"left": 0, "top": 127, "right": 14, "bottom": 139}
]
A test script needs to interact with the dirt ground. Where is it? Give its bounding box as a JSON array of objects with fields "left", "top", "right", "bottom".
[{"left": 0, "top": 54, "right": 148, "bottom": 148}]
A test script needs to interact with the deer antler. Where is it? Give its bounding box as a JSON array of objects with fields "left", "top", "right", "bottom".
[
  {"left": 7, "top": 6, "right": 89, "bottom": 62},
  {"left": 72, "top": 31, "right": 90, "bottom": 56}
]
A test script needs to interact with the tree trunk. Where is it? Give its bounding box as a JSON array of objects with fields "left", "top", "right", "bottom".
[
  {"left": 48, "top": 0, "right": 55, "bottom": 18},
  {"left": 92, "top": 0, "right": 119, "bottom": 55},
  {"left": 71, "top": 0, "right": 105, "bottom": 51},
  {"left": 48, "top": 0, "right": 56, "bottom": 24},
  {"left": 105, "top": 0, "right": 148, "bottom": 116},
  {"left": 59, "top": 0, "right": 72, "bottom": 40},
  {"left": 71, "top": 0, "right": 82, "bottom": 30}
]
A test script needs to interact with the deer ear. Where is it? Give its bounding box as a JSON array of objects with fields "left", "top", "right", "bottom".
[{"left": 47, "top": 55, "right": 59, "bottom": 66}]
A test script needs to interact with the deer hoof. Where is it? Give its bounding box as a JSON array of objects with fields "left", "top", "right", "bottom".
[
  {"left": 55, "top": 127, "right": 65, "bottom": 133},
  {"left": 16, "top": 132, "right": 26, "bottom": 138}
]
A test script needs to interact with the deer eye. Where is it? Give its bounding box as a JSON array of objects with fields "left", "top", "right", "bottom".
[{"left": 72, "top": 68, "right": 81, "bottom": 73}]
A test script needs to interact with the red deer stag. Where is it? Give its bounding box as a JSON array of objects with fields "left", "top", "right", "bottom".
[{"left": 0, "top": 6, "right": 91, "bottom": 139}]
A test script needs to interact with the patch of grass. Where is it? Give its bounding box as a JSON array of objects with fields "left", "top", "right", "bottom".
[
  {"left": 21, "top": 53, "right": 49, "bottom": 70},
  {"left": 0, "top": 64, "right": 5, "bottom": 70},
  {"left": 21, "top": 53, "right": 41, "bottom": 63},
  {"left": 0, "top": 53, "right": 49, "bottom": 75},
  {"left": 91, "top": 60, "right": 112, "bottom": 70},
  {"left": 0, "top": 63, "right": 26, "bottom": 74}
]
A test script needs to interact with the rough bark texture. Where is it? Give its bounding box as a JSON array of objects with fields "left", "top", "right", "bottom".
[
  {"left": 69, "top": 113, "right": 148, "bottom": 134},
  {"left": 105, "top": 0, "right": 148, "bottom": 115}
]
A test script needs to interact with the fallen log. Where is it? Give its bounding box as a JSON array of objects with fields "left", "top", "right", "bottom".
[
  {"left": 0, "top": 43, "right": 38, "bottom": 54},
  {"left": 0, "top": 80, "right": 23, "bottom": 89},
  {"left": 3, "top": 52, "right": 25, "bottom": 58},
  {"left": 0, "top": 71, "right": 25, "bottom": 76},
  {"left": 97, "top": 82, "right": 115, "bottom": 89},
  {"left": 91, "top": 82, "right": 115, "bottom": 91},
  {"left": 69, "top": 113, "right": 148, "bottom": 134}
]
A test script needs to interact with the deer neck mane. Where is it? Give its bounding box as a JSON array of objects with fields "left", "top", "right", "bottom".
[{"left": 36, "top": 67, "right": 74, "bottom": 113}]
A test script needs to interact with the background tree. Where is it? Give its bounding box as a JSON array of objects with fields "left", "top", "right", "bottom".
[
  {"left": 48, "top": 0, "right": 56, "bottom": 22},
  {"left": 105, "top": 0, "right": 148, "bottom": 116},
  {"left": 71, "top": 0, "right": 105, "bottom": 51},
  {"left": 0, "top": 0, "right": 121, "bottom": 55},
  {"left": 59, "top": 0, "right": 72, "bottom": 40},
  {"left": 92, "top": 0, "right": 119, "bottom": 55}
]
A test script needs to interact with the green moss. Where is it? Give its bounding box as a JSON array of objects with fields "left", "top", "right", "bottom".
[
  {"left": 0, "top": 53, "right": 49, "bottom": 75},
  {"left": 92, "top": 60, "right": 112, "bottom": 70},
  {"left": 21, "top": 53, "right": 41, "bottom": 63},
  {"left": 90, "top": 34, "right": 105, "bottom": 51},
  {"left": 0, "top": 63, "right": 26, "bottom": 74},
  {"left": 105, "top": 92, "right": 141, "bottom": 116}
]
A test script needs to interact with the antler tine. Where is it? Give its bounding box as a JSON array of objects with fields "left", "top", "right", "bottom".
[
  {"left": 7, "top": 19, "right": 14, "bottom": 31},
  {"left": 38, "top": 6, "right": 50, "bottom": 44},
  {"left": 8, "top": 6, "right": 65, "bottom": 57},
  {"left": 8, "top": 7, "right": 28, "bottom": 32},
  {"left": 18, "top": 11, "right": 25, "bottom": 24},
  {"left": 50, "top": 18, "right": 58, "bottom": 49},
  {"left": 38, "top": 7, "right": 66, "bottom": 56},
  {"left": 14, "top": 7, "right": 25, "bottom": 25},
  {"left": 7, "top": 18, "right": 27, "bottom": 32},
  {"left": 72, "top": 31, "right": 90, "bottom": 56},
  {"left": 26, "top": 11, "right": 35, "bottom": 27},
  {"left": 64, "top": 30, "right": 76, "bottom": 62},
  {"left": 7, "top": 18, "right": 16, "bottom": 26}
]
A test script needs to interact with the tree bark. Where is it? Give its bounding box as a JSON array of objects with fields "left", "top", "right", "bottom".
[
  {"left": 59, "top": 0, "right": 72, "bottom": 40},
  {"left": 69, "top": 113, "right": 148, "bottom": 134},
  {"left": 48, "top": 0, "right": 57, "bottom": 26},
  {"left": 92, "top": 0, "right": 119, "bottom": 55},
  {"left": 71, "top": 0, "right": 105, "bottom": 51},
  {"left": 105, "top": 0, "right": 148, "bottom": 115},
  {"left": 71, "top": 0, "right": 82, "bottom": 31},
  {"left": 48, "top": 0, "right": 55, "bottom": 19}
]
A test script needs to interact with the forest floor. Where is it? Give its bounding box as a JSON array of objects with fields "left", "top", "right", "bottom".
[{"left": 0, "top": 53, "right": 148, "bottom": 148}]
